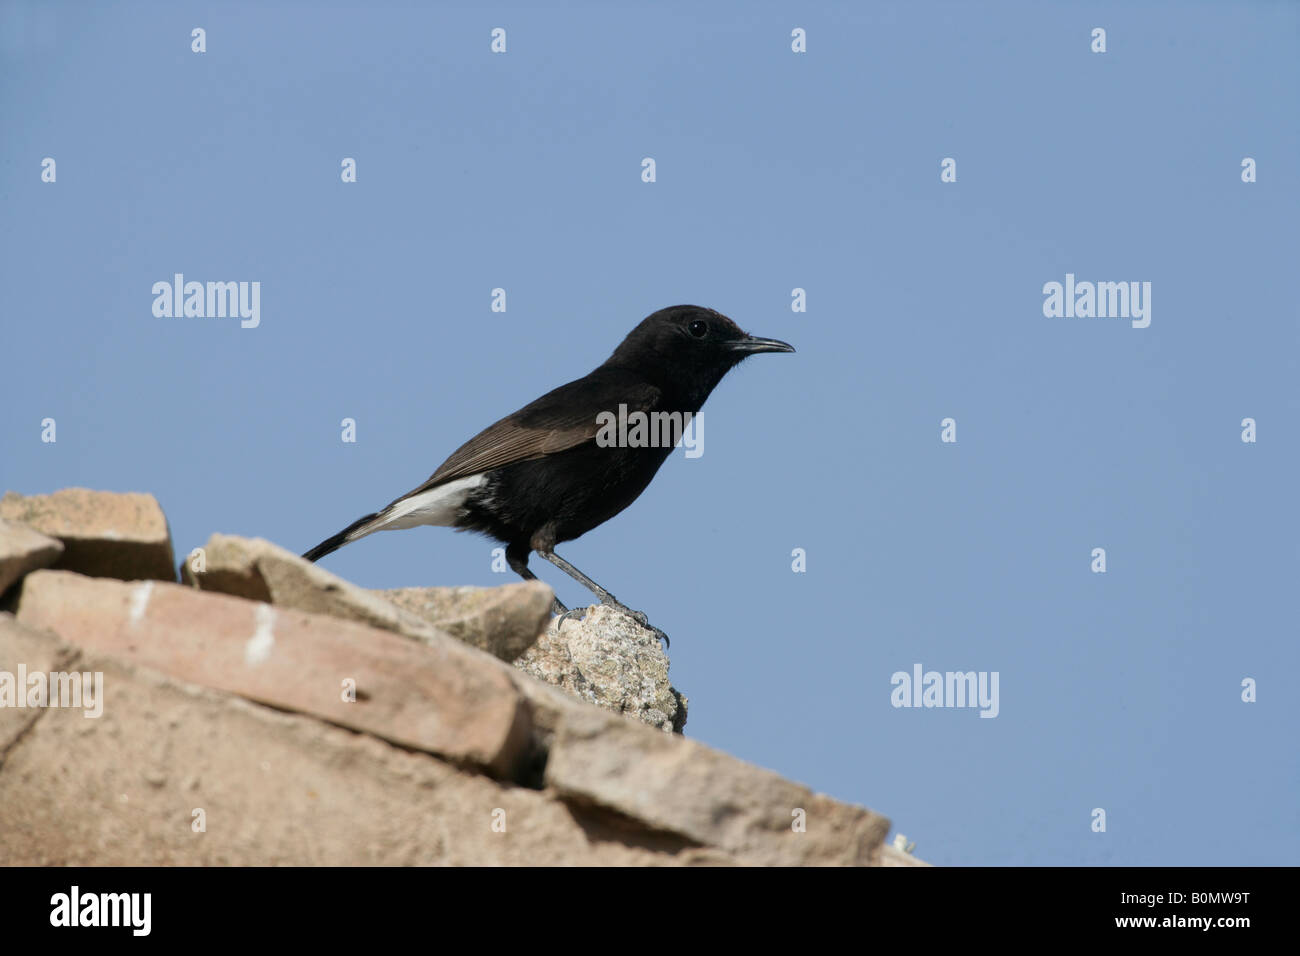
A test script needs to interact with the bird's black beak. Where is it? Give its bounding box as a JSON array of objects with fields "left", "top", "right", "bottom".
[{"left": 727, "top": 333, "right": 796, "bottom": 355}]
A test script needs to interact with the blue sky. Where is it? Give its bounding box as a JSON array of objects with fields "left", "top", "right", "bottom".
[{"left": 3, "top": 0, "right": 1296, "bottom": 866}]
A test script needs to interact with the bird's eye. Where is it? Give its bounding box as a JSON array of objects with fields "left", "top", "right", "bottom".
[{"left": 688, "top": 319, "right": 708, "bottom": 338}]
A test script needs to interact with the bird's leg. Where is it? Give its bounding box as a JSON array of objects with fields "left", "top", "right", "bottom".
[
  {"left": 537, "top": 550, "right": 618, "bottom": 603},
  {"left": 536, "top": 549, "right": 669, "bottom": 647},
  {"left": 506, "top": 544, "right": 568, "bottom": 615}
]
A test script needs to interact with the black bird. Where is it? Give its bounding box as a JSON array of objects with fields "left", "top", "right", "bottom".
[{"left": 303, "top": 305, "right": 794, "bottom": 640}]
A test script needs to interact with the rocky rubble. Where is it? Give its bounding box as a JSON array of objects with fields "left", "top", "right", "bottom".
[
  {"left": 0, "top": 487, "right": 924, "bottom": 866},
  {"left": 1, "top": 488, "right": 174, "bottom": 582},
  {"left": 518, "top": 606, "right": 687, "bottom": 734},
  {"left": 0, "top": 519, "right": 63, "bottom": 595},
  {"left": 181, "top": 532, "right": 552, "bottom": 663}
]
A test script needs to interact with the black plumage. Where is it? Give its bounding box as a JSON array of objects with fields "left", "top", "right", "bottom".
[{"left": 304, "top": 304, "right": 794, "bottom": 638}]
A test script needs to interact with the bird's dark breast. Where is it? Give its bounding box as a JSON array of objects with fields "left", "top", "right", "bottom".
[{"left": 454, "top": 441, "right": 674, "bottom": 548}]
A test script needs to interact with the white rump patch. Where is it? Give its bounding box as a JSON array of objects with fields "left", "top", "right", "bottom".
[{"left": 354, "top": 473, "right": 486, "bottom": 539}]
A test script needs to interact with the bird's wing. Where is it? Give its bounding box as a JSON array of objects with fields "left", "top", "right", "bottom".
[{"left": 395, "top": 372, "right": 661, "bottom": 502}]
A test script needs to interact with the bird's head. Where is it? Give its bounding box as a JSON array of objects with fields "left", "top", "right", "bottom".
[{"left": 605, "top": 305, "right": 795, "bottom": 406}]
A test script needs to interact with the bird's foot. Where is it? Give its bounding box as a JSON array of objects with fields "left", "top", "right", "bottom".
[
  {"left": 552, "top": 598, "right": 670, "bottom": 648},
  {"left": 599, "top": 600, "right": 670, "bottom": 649}
]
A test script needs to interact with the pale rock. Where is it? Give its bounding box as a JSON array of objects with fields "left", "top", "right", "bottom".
[
  {"left": 15, "top": 570, "right": 531, "bottom": 777},
  {"left": 378, "top": 583, "right": 552, "bottom": 662},
  {"left": 0, "top": 488, "right": 174, "bottom": 582},
  {"left": 515, "top": 604, "right": 687, "bottom": 733},
  {"left": 181, "top": 534, "right": 550, "bottom": 661},
  {"left": 545, "top": 707, "right": 893, "bottom": 866},
  {"left": 0, "top": 613, "right": 78, "bottom": 753},
  {"left": 0, "top": 640, "right": 734, "bottom": 865},
  {"left": 0, "top": 519, "right": 64, "bottom": 596}
]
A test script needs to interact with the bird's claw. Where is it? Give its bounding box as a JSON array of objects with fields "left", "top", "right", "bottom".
[
  {"left": 553, "top": 600, "right": 669, "bottom": 649},
  {"left": 603, "top": 602, "right": 670, "bottom": 649},
  {"left": 555, "top": 606, "right": 586, "bottom": 629}
]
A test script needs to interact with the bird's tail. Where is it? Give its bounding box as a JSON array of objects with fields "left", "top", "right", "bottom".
[{"left": 302, "top": 511, "right": 380, "bottom": 563}]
